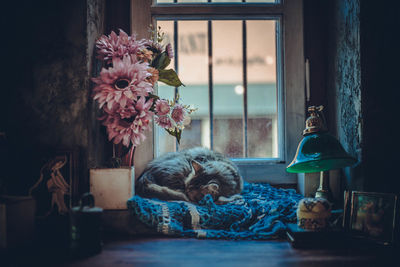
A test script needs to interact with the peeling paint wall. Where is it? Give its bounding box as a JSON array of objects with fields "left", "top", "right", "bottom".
[
  {"left": 27, "top": 1, "right": 89, "bottom": 148},
  {"left": 87, "top": 0, "right": 109, "bottom": 172},
  {"left": 334, "top": 0, "right": 362, "bottom": 160},
  {"left": 327, "top": 0, "right": 363, "bottom": 190}
]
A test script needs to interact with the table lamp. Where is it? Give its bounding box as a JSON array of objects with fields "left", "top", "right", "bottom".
[{"left": 286, "top": 105, "right": 357, "bottom": 201}]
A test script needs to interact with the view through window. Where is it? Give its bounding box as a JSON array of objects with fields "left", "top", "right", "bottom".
[
  {"left": 131, "top": 0, "right": 305, "bottom": 183},
  {"left": 156, "top": 19, "right": 281, "bottom": 160}
]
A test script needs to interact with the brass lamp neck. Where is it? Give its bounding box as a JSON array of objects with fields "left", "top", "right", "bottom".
[{"left": 303, "top": 105, "right": 327, "bottom": 136}]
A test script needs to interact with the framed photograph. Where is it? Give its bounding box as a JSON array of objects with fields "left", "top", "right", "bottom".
[
  {"left": 349, "top": 191, "right": 398, "bottom": 245},
  {"left": 29, "top": 148, "right": 79, "bottom": 217},
  {"left": 342, "top": 190, "right": 351, "bottom": 229}
]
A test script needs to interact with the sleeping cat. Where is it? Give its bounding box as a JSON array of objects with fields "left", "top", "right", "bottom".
[{"left": 135, "top": 147, "right": 243, "bottom": 204}]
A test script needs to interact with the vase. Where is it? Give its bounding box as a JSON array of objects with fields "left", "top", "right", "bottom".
[
  {"left": 89, "top": 167, "right": 135, "bottom": 210},
  {"left": 112, "top": 144, "right": 135, "bottom": 167},
  {"left": 89, "top": 143, "right": 135, "bottom": 210}
]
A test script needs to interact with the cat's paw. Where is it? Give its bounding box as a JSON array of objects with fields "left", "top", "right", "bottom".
[
  {"left": 180, "top": 193, "right": 190, "bottom": 202},
  {"left": 201, "top": 183, "right": 219, "bottom": 197}
]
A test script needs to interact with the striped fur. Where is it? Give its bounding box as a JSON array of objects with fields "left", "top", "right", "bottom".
[{"left": 135, "top": 147, "right": 243, "bottom": 204}]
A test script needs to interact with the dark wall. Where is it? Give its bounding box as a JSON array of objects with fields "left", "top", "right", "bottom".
[
  {"left": 304, "top": 0, "right": 362, "bottom": 193},
  {"left": 360, "top": 0, "right": 400, "bottom": 194},
  {"left": 326, "top": 0, "right": 363, "bottom": 191},
  {"left": 105, "top": 0, "right": 131, "bottom": 34},
  {"left": 305, "top": 0, "right": 400, "bottom": 195},
  {"left": 0, "top": 0, "right": 131, "bottom": 197},
  {"left": 1, "top": 0, "right": 95, "bottom": 196},
  {"left": 303, "top": 0, "right": 329, "bottom": 109}
]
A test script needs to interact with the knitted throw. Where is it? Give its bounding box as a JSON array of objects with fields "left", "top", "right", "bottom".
[{"left": 127, "top": 182, "right": 303, "bottom": 240}]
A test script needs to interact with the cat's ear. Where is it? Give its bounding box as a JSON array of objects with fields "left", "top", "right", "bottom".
[{"left": 191, "top": 160, "right": 203, "bottom": 173}]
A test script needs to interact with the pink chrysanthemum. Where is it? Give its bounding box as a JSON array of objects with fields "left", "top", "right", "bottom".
[
  {"left": 104, "top": 97, "right": 154, "bottom": 147},
  {"left": 142, "top": 39, "right": 163, "bottom": 54},
  {"left": 155, "top": 99, "right": 170, "bottom": 116},
  {"left": 92, "top": 56, "right": 154, "bottom": 111},
  {"left": 171, "top": 104, "right": 186, "bottom": 123},
  {"left": 155, "top": 115, "right": 173, "bottom": 129},
  {"left": 146, "top": 67, "right": 159, "bottom": 86},
  {"left": 92, "top": 28, "right": 192, "bottom": 148},
  {"left": 116, "top": 106, "right": 138, "bottom": 120},
  {"left": 95, "top": 29, "right": 146, "bottom": 64},
  {"left": 136, "top": 48, "right": 153, "bottom": 63}
]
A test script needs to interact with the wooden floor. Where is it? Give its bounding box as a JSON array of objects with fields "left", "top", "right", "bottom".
[
  {"left": 57, "top": 237, "right": 398, "bottom": 267},
  {"left": 3, "top": 236, "right": 398, "bottom": 266}
]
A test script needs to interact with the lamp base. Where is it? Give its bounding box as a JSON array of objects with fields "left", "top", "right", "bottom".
[
  {"left": 315, "top": 189, "right": 331, "bottom": 200},
  {"left": 315, "top": 171, "right": 333, "bottom": 202}
]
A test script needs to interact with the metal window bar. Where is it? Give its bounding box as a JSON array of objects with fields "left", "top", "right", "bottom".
[
  {"left": 276, "top": 18, "right": 284, "bottom": 160},
  {"left": 174, "top": 19, "right": 179, "bottom": 151},
  {"left": 149, "top": 0, "right": 304, "bottom": 184},
  {"left": 157, "top": 16, "right": 282, "bottom": 160},
  {"left": 242, "top": 20, "right": 248, "bottom": 158},
  {"left": 208, "top": 20, "right": 214, "bottom": 150},
  {"left": 172, "top": 18, "right": 214, "bottom": 151}
]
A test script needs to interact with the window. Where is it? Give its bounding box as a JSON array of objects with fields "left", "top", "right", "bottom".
[{"left": 132, "top": 0, "right": 305, "bottom": 184}]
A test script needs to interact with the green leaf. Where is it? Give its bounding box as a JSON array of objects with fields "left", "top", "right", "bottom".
[
  {"left": 166, "top": 128, "right": 182, "bottom": 144},
  {"left": 151, "top": 52, "right": 171, "bottom": 70},
  {"left": 158, "top": 69, "right": 184, "bottom": 87},
  {"left": 148, "top": 93, "right": 160, "bottom": 100}
]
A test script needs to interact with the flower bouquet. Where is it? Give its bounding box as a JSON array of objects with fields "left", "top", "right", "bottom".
[{"left": 92, "top": 27, "right": 195, "bottom": 166}]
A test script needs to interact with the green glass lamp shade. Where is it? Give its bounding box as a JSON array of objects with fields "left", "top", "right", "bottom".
[{"left": 286, "top": 132, "right": 357, "bottom": 173}]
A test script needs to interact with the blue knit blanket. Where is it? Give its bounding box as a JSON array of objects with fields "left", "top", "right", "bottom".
[{"left": 127, "top": 182, "right": 303, "bottom": 240}]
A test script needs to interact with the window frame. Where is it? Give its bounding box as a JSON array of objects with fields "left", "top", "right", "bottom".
[{"left": 131, "top": 0, "right": 305, "bottom": 184}]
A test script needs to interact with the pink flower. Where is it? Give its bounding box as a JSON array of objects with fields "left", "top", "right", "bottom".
[
  {"left": 117, "top": 106, "right": 137, "bottom": 119},
  {"left": 155, "top": 99, "right": 170, "bottom": 116},
  {"left": 146, "top": 67, "right": 159, "bottom": 86},
  {"left": 92, "top": 56, "right": 153, "bottom": 111},
  {"left": 103, "top": 97, "right": 154, "bottom": 147},
  {"left": 155, "top": 115, "right": 173, "bottom": 129},
  {"left": 171, "top": 104, "right": 185, "bottom": 123},
  {"left": 142, "top": 39, "right": 163, "bottom": 54},
  {"left": 95, "top": 29, "right": 146, "bottom": 64},
  {"left": 136, "top": 48, "right": 153, "bottom": 63},
  {"left": 166, "top": 43, "right": 174, "bottom": 59},
  {"left": 92, "top": 28, "right": 192, "bottom": 148}
]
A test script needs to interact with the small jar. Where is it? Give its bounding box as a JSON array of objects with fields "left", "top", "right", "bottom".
[{"left": 297, "top": 197, "right": 331, "bottom": 230}]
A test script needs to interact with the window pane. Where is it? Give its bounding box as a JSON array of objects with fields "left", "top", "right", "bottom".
[
  {"left": 155, "top": 20, "right": 176, "bottom": 155},
  {"left": 212, "top": 20, "right": 243, "bottom": 158},
  {"left": 177, "top": 21, "right": 210, "bottom": 150},
  {"left": 156, "top": 19, "right": 279, "bottom": 159},
  {"left": 156, "top": 20, "right": 209, "bottom": 154},
  {"left": 246, "top": 20, "right": 278, "bottom": 158}
]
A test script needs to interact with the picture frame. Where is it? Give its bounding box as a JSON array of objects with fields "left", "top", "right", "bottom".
[
  {"left": 342, "top": 190, "right": 351, "bottom": 229},
  {"left": 29, "top": 148, "right": 79, "bottom": 217},
  {"left": 349, "top": 191, "right": 398, "bottom": 245}
]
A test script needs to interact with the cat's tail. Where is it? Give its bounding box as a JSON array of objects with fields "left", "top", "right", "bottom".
[{"left": 135, "top": 172, "right": 148, "bottom": 196}]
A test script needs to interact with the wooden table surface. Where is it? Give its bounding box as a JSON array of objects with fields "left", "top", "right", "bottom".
[
  {"left": 60, "top": 236, "right": 397, "bottom": 267},
  {"left": 2, "top": 235, "right": 398, "bottom": 266}
]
